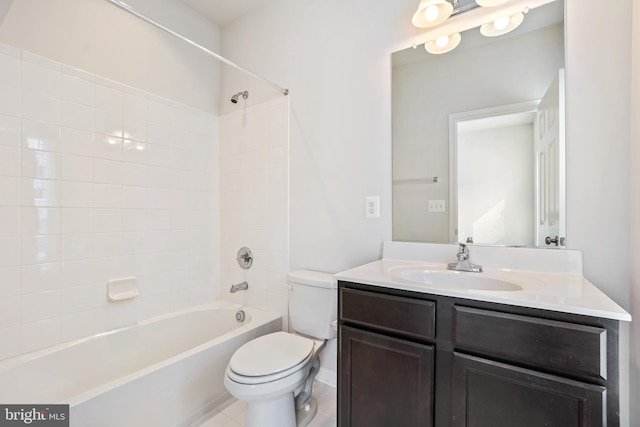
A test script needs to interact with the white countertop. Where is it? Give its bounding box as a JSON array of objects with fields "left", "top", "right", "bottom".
[{"left": 335, "top": 242, "right": 631, "bottom": 322}]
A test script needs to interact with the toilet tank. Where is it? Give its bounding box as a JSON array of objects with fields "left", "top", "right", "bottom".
[{"left": 288, "top": 270, "right": 337, "bottom": 340}]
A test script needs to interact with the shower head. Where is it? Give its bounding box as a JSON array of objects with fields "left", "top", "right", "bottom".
[{"left": 231, "top": 91, "right": 249, "bottom": 104}]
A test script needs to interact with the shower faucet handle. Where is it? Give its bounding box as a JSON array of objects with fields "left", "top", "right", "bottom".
[{"left": 236, "top": 247, "right": 253, "bottom": 269}]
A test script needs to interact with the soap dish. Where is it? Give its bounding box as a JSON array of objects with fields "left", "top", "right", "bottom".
[{"left": 107, "top": 277, "right": 139, "bottom": 302}]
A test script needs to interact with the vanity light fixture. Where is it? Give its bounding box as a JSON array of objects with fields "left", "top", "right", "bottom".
[
  {"left": 412, "top": 0, "right": 454, "bottom": 28},
  {"left": 480, "top": 12, "right": 525, "bottom": 36},
  {"left": 425, "top": 32, "right": 461, "bottom": 54},
  {"left": 413, "top": 0, "right": 555, "bottom": 54}
]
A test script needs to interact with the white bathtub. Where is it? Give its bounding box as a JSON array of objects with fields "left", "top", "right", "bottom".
[{"left": 0, "top": 301, "right": 281, "bottom": 427}]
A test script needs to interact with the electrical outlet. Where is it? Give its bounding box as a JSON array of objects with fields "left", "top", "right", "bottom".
[
  {"left": 365, "top": 196, "right": 380, "bottom": 218},
  {"left": 428, "top": 200, "right": 446, "bottom": 213}
]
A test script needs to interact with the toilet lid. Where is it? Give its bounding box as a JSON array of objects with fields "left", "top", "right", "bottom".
[{"left": 229, "top": 331, "right": 315, "bottom": 377}]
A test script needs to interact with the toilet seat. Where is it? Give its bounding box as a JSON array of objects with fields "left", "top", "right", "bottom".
[{"left": 227, "top": 332, "right": 315, "bottom": 385}]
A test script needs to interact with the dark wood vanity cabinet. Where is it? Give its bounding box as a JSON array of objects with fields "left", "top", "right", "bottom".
[{"left": 337, "top": 281, "right": 621, "bottom": 427}]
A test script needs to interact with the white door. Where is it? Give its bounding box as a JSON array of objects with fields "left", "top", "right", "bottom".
[{"left": 535, "top": 69, "right": 566, "bottom": 247}]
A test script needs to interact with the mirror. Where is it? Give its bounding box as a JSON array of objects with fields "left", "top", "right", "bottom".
[{"left": 392, "top": 0, "right": 565, "bottom": 247}]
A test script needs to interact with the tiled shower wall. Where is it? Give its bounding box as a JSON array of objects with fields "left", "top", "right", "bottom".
[
  {"left": 0, "top": 43, "right": 221, "bottom": 360},
  {"left": 219, "top": 98, "right": 290, "bottom": 322}
]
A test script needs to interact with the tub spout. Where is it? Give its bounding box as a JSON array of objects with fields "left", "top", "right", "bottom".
[{"left": 229, "top": 281, "right": 249, "bottom": 293}]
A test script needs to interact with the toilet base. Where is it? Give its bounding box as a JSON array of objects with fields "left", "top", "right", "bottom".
[
  {"left": 296, "top": 397, "right": 318, "bottom": 427},
  {"left": 245, "top": 393, "right": 296, "bottom": 427}
]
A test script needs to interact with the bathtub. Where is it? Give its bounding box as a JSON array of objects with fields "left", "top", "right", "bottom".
[{"left": 0, "top": 301, "right": 281, "bottom": 427}]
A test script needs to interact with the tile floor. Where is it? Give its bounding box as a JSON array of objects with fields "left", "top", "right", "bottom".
[{"left": 191, "top": 381, "right": 337, "bottom": 427}]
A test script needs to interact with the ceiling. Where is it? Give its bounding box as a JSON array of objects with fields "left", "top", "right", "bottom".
[{"left": 177, "top": 0, "right": 271, "bottom": 26}]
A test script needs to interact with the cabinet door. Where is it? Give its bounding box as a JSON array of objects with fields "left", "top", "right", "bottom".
[
  {"left": 339, "top": 326, "right": 434, "bottom": 427},
  {"left": 451, "top": 353, "right": 605, "bottom": 427}
]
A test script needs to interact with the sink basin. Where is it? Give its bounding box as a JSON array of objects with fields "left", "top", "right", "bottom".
[{"left": 390, "top": 268, "right": 523, "bottom": 292}]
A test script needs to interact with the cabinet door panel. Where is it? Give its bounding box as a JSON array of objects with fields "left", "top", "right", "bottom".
[
  {"left": 339, "top": 326, "right": 434, "bottom": 427},
  {"left": 452, "top": 353, "right": 605, "bottom": 427}
]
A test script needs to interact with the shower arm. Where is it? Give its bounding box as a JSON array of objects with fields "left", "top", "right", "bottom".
[{"left": 104, "top": 0, "right": 289, "bottom": 97}]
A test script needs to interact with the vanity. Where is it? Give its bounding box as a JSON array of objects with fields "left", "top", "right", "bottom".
[{"left": 335, "top": 242, "right": 631, "bottom": 427}]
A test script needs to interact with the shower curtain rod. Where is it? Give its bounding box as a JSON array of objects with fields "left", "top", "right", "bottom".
[{"left": 105, "top": 0, "right": 289, "bottom": 97}]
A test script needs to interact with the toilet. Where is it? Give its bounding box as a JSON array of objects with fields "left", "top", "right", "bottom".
[{"left": 224, "top": 270, "right": 337, "bottom": 427}]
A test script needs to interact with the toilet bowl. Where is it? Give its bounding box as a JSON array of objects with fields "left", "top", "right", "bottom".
[
  {"left": 223, "top": 270, "right": 337, "bottom": 427},
  {"left": 224, "top": 331, "right": 322, "bottom": 427}
]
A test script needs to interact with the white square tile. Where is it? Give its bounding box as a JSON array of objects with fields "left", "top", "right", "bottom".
[
  {"left": 21, "top": 317, "right": 61, "bottom": 353},
  {"left": 148, "top": 143, "right": 172, "bottom": 167},
  {"left": 0, "top": 53, "right": 20, "bottom": 87},
  {"left": 122, "top": 163, "right": 148, "bottom": 187},
  {"left": 93, "top": 232, "right": 123, "bottom": 258},
  {"left": 94, "top": 208, "right": 122, "bottom": 233},
  {"left": 60, "top": 309, "right": 94, "bottom": 342},
  {"left": 61, "top": 127, "right": 93, "bottom": 157},
  {"left": 0, "top": 296, "right": 20, "bottom": 328},
  {"left": 61, "top": 234, "right": 94, "bottom": 261},
  {"left": 94, "top": 158, "right": 123, "bottom": 185},
  {"left": 0, "top": 145, "right": 20, "bottom": 176},
  {"left": 22, "top": 60, "right": 61, "bottom": 98},
  {"left": 122, "top": 186, "right": 148, "bottom": 209},
  {"left": 0, "top": 207, "right": 20, "bottom": 236},
  {"left": 21, "top": 290, "right": 60, "bottom": 323},
  {"left": 21, "top": 207, "right": 60, "bottom": 235},
  {"left": 21, "top": 90, "right": 60, "bottom": 124},
  {"left": 95, "top": 134, "right": 123, "bottom": 160},
  {"left": 0, "top": 177, "right": 19, "bottom": 207},
  {"left": 94, "top": 183, "right": 122, "bottom": 208},
  {"left": 21, "top": 119, "right": 61, "bottom": 152},
  {"left": 123, "top": 92, "right": 148, "bottom": 119},
  {"left": 20, "top": 262, "right": 61, "bottom": 294},
  {"left": 62, "top": 74, "right": 94, "bottom": 106},
  {"left": 60, "top": 285, "right": 94, "bottom": 315},
  {"left": 148, "top": 100, "right": 173, "bottom": 124},
  {"left": 0, "top": 267, "right": 20, "bottom": 298},
  {"left": 21, "top": 178, "right": 60, "bottom": 207},
  {"left": 123, "top": 116, "right": 147, "bottom": 142},
  {"left": 148, "top": 122, "right": 172, "bottom": 146},
  {"left": 61, "top": 101, "right": 94, "bottom": 132},
  {"left": 0, "top": 84, "right": 20, "bottom": 117},
  {"left": 95, "top": 84, "right": 122, "bottom": 113},
  {"left": 21, "top": 149, "right": 61, "bottom": 179},
  {"left": 21, "top": 235, "right": 61, "bottom": 265},
  {"left": 0, "top": 114, "right": 20, "bottom": 147},
  {"left": 95, "top": 109, "right": 123, "bottom": 138},
  {"left": 61, "top": 259, "right": 94, "bottom": 288},
  {"left": 61, "top": 207, "right": 94, "bottom": 234},
  {"left": 61, "top": 153, "right": 94, "bottom": 182},
  {"left": 60, "top": 180, "right": 92, "bottom": 207}
]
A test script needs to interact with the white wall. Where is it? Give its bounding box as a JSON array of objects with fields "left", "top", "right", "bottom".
[
  {"left": 0, "top": 0, "right": 221, "bottom": 113},
  {"left": 223, "top": 0, "right": 634, "bottom": 420}
]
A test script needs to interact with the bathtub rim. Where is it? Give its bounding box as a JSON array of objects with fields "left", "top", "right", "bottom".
[{"left": 0, "top": 300, "right": 282, "bottom": 407}]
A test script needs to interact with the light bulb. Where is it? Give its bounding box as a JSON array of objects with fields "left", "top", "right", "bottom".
[
  {"left": 423, "top": 5, "right": 440, "bottom": 22},
  {"left": 435, "top": 36, "right": 449, "bottom": 48},
  {"left": 494, "top": 16, "right": 510, "bottom": 30}
]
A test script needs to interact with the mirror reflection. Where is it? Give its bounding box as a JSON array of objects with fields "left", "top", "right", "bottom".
[{"left": 392, "top": 0, "right": 565, "bottom": 247}]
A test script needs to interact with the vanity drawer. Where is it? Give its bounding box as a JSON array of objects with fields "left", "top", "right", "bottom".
[
  {"left": 340, "top": 287, "right": 436, "bottom": 342},
  {"left": 453, "top": 306, "right": 607, "bottom": 381}
]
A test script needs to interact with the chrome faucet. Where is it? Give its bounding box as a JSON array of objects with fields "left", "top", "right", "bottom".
[
  {"left": 447, "top": 243, "right": 483, "bottom": 273},
  {"left": 229, "top": 281, "right": 249, "bottom": 293}
]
